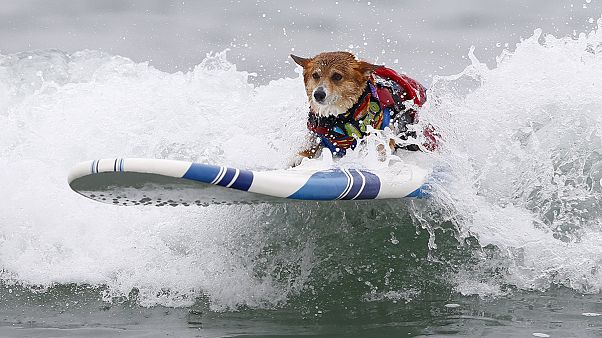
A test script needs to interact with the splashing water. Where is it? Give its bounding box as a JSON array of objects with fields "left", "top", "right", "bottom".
[
  {"left": 1, "top": 21, "right": 602, "bottom": 311},
  {"left": 0, "top": 50, "right": 313, "bottom": 310},
  {"left": 419, "top": 22, "right": 602, "bottom": 295}
]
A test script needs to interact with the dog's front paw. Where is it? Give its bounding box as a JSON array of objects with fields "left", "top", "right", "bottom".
[
  {"left": 290, "top": 151, "right": 311, "bottom": 168},
  {"left": 297, "top": 149, "right": 315, "bottom": 159},
  {"left": 290, "top": 147, "right": 322, "bottom": 167},
  {"left": 290, "top": 155, "right": 305, "bottom": 168}
]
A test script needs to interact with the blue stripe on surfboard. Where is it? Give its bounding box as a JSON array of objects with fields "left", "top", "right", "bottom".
[
  {"left": 288, "top": 170, "right": 349, "bottom": 200},
  {"left": 406, "top": 184, "right": 430, "bottom": 198},
  {"left": 216, "top": 168, "right": 236, "bottom": 187},
  {"left": 182, "top": 163, "right": 222, "bottom": 184},
  {"left": 355, "top": 170, "right": 380, "bottom": 199},
  {"left": 230, "top": 169, "right": 253, "bottom": 191},
  {"left": 182, "top": 164, "right": 254, "bottom": 191},
  {"left": 340, "top": 169, "right": 363, "bottom": 200}
]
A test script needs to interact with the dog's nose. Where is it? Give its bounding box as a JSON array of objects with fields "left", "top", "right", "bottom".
[{"left": 313, "top": 88, "right": 326, "bottom": 103}]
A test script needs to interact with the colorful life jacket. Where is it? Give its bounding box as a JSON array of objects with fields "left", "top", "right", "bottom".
[{"left": 307, "top": 66, "right": 435, "bottom": 156}]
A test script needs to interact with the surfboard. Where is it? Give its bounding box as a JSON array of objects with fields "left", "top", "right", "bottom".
[{"left": 68, "top": 158, "right": 430, "bottom": 206}]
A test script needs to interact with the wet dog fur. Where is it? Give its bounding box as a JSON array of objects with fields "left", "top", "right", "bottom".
[{"left": 291, "top": 51, "right": 396, "bottom": 160}]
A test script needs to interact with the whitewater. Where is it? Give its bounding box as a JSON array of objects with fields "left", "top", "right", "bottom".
[{"left": 1, "top": 21, "right": 602, "bottom": 318}]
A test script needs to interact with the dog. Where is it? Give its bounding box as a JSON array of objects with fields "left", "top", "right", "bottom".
[{"left": 291, "top": 51, "right": 434, "bottom": 161}]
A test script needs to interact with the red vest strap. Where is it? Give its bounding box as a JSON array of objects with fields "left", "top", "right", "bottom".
[
  {"left": 374, "top": 67, "right": 438, "bottom": 150},
  {"left": 374, "top": 67, "right": 427, "bottom": 106}
]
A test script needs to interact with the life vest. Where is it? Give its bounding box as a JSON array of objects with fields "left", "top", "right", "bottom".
[{"left": 307, "top": 66, "right": 436, "bottom": 156}]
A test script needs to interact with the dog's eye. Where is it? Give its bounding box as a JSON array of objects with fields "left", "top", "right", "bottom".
[
  {"left": 312, "top": 72, "right": 320, "bottom": 80},
  {"left": 331, "top": 73, "right": 342, "bottom": 81}
]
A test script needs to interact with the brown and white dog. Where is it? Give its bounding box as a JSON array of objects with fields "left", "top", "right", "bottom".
[{"left": 291, "top": 51, "right": 432, "bottom": 162}]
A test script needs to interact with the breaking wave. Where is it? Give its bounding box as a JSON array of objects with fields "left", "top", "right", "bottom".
[{"left": 1, "top": 19, "right": 601, "bottom": 311}]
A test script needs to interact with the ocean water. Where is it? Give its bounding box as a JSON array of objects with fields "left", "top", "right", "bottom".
[{"left": 1, "top": 1, "right": 602, "bottom": 337}]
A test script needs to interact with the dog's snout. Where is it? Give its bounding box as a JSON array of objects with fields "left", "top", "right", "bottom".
[{"left": 313, "top": 87, "right": 326, "bottom": 103}]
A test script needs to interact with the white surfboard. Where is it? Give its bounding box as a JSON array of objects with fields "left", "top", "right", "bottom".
[{"left": 67, "top": 158, "right": 431, "bottom": 206}]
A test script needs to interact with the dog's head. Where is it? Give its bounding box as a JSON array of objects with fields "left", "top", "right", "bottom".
[{"left": 291, "top": 51, "right": 380, "bottom": 117}]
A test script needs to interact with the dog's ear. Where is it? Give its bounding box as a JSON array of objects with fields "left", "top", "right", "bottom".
[
  {"left": 290, "top": 54, "right": 311, "bottom": 68},
  {"left": 357, "top": 61, "right": 382, "bottom": 76}
]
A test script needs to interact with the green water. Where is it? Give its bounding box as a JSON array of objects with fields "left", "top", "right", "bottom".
[{"left": 2, "top": 284, "right": 601, "bottom": 337}]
